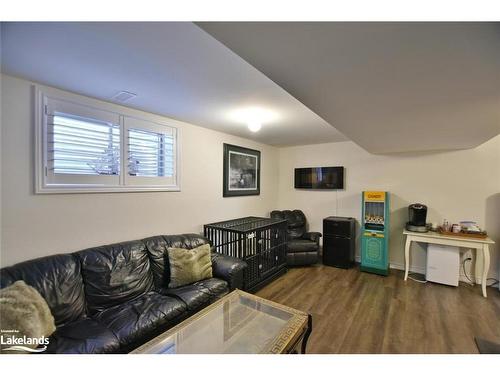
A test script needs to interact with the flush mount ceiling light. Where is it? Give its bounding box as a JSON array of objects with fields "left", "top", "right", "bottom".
[
  {"left": 247, "top": 121, "right": 262, "bottom": 133},
  {"left": 227, "top": 106, "right": 279, "bottom": 133}
]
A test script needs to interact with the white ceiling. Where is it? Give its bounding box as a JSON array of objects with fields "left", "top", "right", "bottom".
[
  {"left": 0, "top": 22, "right": 346, "bottom": 147},
  {"left": 2, "top": 22, "right": 499, "bottom": 154},
  {"left": 199, "top": 22, "right": 500, "bottom": 153}
]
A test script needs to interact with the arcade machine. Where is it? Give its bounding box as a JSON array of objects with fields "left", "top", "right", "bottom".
[{"left": 361, "top": 191, "right": 390, "bottom": 275}]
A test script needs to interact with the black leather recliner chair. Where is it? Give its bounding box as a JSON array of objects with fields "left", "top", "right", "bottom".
[
  {"left": 270, "top": 210, "right": 321, "bottom": 266},
  {"left": 0, "top": 234, "right": 247, "bottom": 354}
]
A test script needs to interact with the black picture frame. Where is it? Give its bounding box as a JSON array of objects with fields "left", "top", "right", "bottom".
[{"left": 223, "top": 143, "right": 261, "bottom": 197}]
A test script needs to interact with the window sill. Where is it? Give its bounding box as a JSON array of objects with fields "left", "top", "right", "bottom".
[{"left": 35, "top": 185, "right": 181, "bottom": 194}]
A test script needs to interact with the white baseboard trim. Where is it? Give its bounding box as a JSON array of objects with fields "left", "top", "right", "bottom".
[{"left": 354, "top": 256, "right": 481, "bottom": 284}]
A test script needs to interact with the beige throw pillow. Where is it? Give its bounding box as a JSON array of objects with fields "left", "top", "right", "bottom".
[
  {"left": 167, "top": 244, "right": 213, "bottom": 289},
  {"left": 0, "top": 280, "right": 56, "bottom": 353}
]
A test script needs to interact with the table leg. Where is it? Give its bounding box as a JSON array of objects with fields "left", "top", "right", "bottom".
[
  {"left": 404, "top": 237, "right": 411, "bottom": 281},
  {"left": 301, "top": 314, "right": 313, "bottom": 354},
  {"left": 481, "top": 244, "right": 490, "bottom": 298}
]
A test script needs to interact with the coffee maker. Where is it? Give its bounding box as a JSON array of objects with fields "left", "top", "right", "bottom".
[{"left": 405, "top": 203, "right": 429, "bottom": 232}]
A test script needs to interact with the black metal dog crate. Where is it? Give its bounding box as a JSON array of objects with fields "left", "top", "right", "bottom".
[{"left": 204, "top": 216, "right": 288, "bottom": 292}]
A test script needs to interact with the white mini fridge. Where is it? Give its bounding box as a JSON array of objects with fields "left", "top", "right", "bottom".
[{"left": 426, "top": 244, "right": 460, "bottom": 286}]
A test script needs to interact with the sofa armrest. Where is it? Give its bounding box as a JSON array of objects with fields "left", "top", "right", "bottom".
[
  {"left": 302, "top": 232, "right": 322, "bottom": 243},
  {"left": 210, "top": 252, "right": 247, "bottom": 291}
]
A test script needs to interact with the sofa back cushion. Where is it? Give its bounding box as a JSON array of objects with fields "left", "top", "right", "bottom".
[
  {"left": 143, "top": 234, "right": 211, "bottom": 289},
  {"left": 271, "top": 210, "right": 307, "bottom": 239},
  {"left": 77, "top": 240, "right": 154, "bottom": 315},
  {"left": 0, "top": 254, "right": 86, "bottom": 326}
]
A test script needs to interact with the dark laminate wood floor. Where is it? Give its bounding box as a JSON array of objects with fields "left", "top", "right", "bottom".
[{"left": 255, "top": 264, "right": 500, "bottom": 354}]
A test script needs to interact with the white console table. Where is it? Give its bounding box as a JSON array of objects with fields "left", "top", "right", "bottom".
[{"left": 403, "top": 230, "right": 495, "bottom": 297}]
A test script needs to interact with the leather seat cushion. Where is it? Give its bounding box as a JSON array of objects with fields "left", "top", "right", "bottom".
[
  {"left": 194, "top": 278, "right": 228, "bottom": 297},
  {"left": 93, "top": 291, "right": 186, "bottom": 348},
  {"left": 287, "top": 239, "right": 319, "bottom": 253},
  {"left": 45, "top": 318, "right": 120, "bottom": 354},
  {"left": 162, "top": 278, "right": 228, "bottom": 311},
  {"left": 162, "top": 285, "right": 210, "bottom": 311}
]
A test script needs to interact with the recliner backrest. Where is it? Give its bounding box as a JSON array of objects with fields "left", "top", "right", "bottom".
[
  {"left": 0, "top": 254, "right": 86, "bottom": 326},
  {"left": 271, "top": 210, "right": 307, "bottom": 239}
]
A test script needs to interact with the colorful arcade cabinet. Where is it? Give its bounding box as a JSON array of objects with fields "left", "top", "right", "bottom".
[{"left": 361, "top": 191, "right": 390, "bottom": 275}]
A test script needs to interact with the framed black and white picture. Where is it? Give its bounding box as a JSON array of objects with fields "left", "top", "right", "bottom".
[{"left": 223, "top": 143, "right": 261, "bottom": 197}]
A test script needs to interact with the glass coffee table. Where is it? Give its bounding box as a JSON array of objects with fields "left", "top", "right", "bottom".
[{"left": 131, "top": 289, "right": 312, "bottom": 354}]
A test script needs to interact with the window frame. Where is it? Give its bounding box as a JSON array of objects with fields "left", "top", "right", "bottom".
[{"left": 35, "top": 86, "right": 181, "bottom": 194}]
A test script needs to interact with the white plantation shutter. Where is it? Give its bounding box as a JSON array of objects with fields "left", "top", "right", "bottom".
[
  {"left": 49, "top": 114, "right": 120, "bottom": 176},
  {"left": 124, "top": 116, "right": 178, "bottom": 187},
  {"left": 43, "top": 97, "right": 121, "bottom": 189},
  {"left": 128, "top": 129, "right": 174, "bottom": 177}
]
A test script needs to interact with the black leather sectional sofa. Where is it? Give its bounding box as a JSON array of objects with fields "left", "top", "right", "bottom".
[{"left": 0, "top": 234, "right": 247, "bottom": 354}]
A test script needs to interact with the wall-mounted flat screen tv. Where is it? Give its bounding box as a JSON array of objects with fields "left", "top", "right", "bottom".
[{"left": 294, "top": 166, "right": 344, "bottom": 189}]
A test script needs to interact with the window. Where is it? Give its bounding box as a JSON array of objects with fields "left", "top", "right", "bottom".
[
  {"left": 50, "top": 114, "right": 121, "bottom": 176},
  {"left": 128, "top": 129, "right": 173, "bottom": 177},
  {"left": 123, "top": 116, "right": 177, "bottom": 188},
  {"left": 36, "top": 88, "right": 180, "bottom": 193}
]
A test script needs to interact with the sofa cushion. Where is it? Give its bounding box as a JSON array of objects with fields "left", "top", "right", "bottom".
[
  {"left": 162, "top": 285, "right": 211, "bottom": 311},
  {"left": 287, "top": 239, "right": 319, "bottom": 253},
  {"left": 167, "top": 244, "right": 213, "bottom": 288},
  {"left": 143, "top": 234, "right": 211, "bottom": 289},
  {"left": 142, "top": 236, "right": 170, "bottom": 289},
  {"left": 93, "top": 291, "right": 186, "bottom": 349},
  {"left": 45, "top": 318, "right": 120, "bottom": 354},
  {"left": 0, "top": 254, "right": 86, "bottom": 326},
  {"left": 77, "top": 240, "right": 154, "bottom": 315},
  {"left": 193, "top": 278, "right": 228, "bottom": 298},
  {"left": 163, "top": 234, "right": 211, "bottom": 251},
  {"left": 162, "top": 278, "right": 228, "bottom": 311}
]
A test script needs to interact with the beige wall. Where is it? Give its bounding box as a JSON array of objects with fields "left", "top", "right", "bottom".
[
  {"left": 277, "top": 138, "right": 500, "bottom": 281},
  {"left": 0, "top": 74, "right": 279, "bottom": 266},
  {"left": 2, "top": 73, "right": 499, "bottom": 285},
  {"left": 0, "top": 73, "right": 3, "bottom": 258}
]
